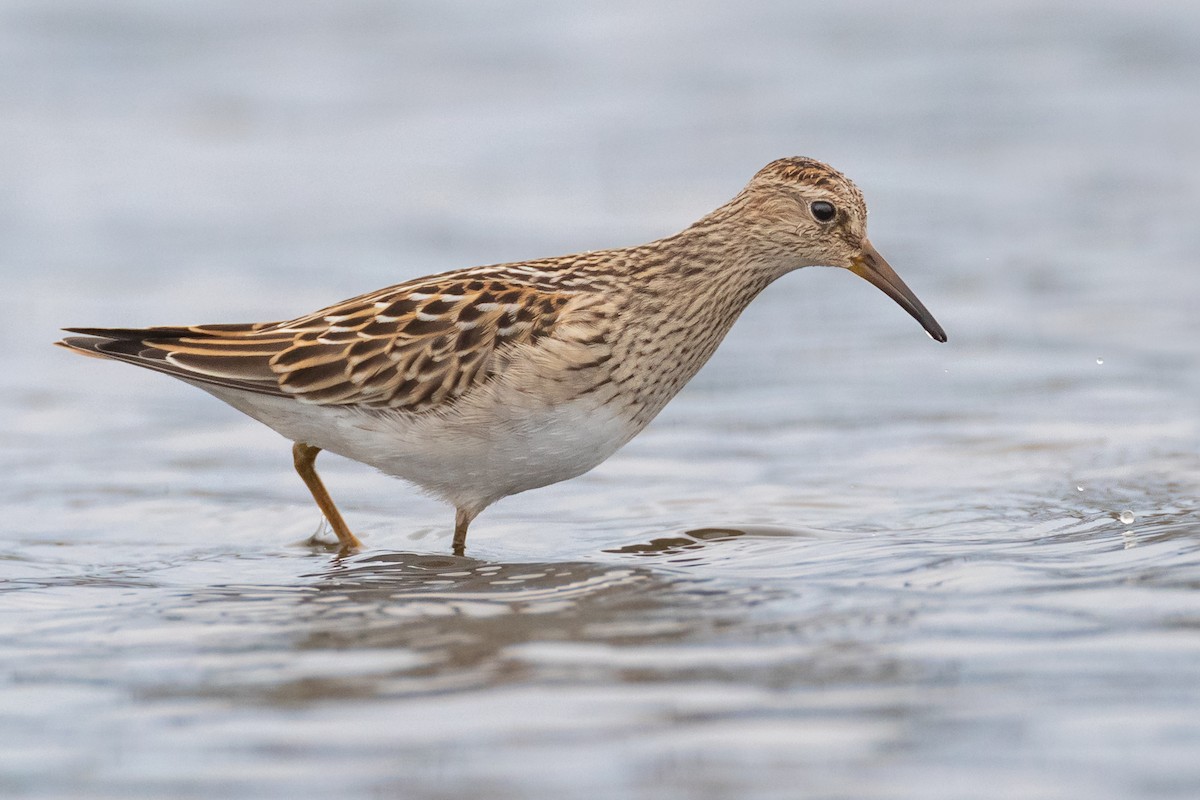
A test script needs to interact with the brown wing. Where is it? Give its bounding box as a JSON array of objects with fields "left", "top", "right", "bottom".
[{"left": 59, "top": 273, "right": 582, "bottom": 412}]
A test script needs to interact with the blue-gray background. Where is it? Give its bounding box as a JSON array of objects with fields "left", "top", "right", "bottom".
[{"left": 3, "top": 2, "right": 1199, "bottom": 798}]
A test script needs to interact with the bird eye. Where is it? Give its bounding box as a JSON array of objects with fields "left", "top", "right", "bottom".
[{"left": 810, "top": 201, "right": 836, "bottom": 223}]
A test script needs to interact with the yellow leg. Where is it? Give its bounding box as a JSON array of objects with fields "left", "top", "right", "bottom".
[
  {"left": 292, "top": 442, "right": 362, "bottom": 551},
  {"left": 452, "top": 507, "right": 477, "bottom": 557}
]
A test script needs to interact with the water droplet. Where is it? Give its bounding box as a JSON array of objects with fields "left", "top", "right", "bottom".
[
  {"left": 1119, "top": 510, "right": 1135, "bottom": 524},
  {"left": 1095, "top": 358, "right": 1104, "bottom": 365}
]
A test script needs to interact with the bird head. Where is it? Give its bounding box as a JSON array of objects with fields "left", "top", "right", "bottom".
[{"left": 734, "top": 156, "right": 947, "bottom": 343}]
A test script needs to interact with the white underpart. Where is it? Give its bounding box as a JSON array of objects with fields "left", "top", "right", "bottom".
[{"left": 189, "top": 380, "right": 635, "bottom": 517}]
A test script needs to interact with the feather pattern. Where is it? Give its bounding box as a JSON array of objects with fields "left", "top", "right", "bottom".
[
  {"left": 56, "top": 156, "right": 946, "bottom": 554},
  {"left": 64, "top": 271, "right": 584, "bottom": 412}
]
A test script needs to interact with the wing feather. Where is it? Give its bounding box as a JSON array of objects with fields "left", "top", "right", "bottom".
[{"left": 58, "top": 272, "right": 585, "bottom": 412}]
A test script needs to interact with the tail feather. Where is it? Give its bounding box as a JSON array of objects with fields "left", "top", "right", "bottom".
[{"left": 57, "top": 326, "right": 287, "bottom": 397}]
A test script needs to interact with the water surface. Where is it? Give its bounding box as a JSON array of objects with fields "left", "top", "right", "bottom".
[{"left": 3, "top": 2, "right": 1199, "bottom": 798}]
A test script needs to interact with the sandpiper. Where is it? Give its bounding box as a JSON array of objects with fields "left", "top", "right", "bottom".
[{"left": 58, "top": 157, "right": 946, "bottom": 555}]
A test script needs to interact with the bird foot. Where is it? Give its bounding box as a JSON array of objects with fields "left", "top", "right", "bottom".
[{"left": 297, "top": 522, "right": 361, "bottom": 556}]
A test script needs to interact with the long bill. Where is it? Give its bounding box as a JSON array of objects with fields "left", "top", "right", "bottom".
[{"left": 850, "top": 239, "right": 948, "bottom": 343}]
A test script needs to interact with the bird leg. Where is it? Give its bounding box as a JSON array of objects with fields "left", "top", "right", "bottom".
[
  {"left": 292, "top": 442, "right": 362, "bottom": 551},
  {"left": 452, "top": 507, "right": 477, "bottom": 557}
]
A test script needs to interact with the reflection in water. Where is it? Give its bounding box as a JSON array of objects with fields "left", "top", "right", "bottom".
[
  {"left": 141, "top": 544, "right": 919, "bottom": 711},
  {"left": 606, "top": 527, "right": 748, "bottom": 556},
  {"left": 166, "top": 552, "right": 747, "bottom": 703},
  {"left": 605, "top": 525, "right": 822, "bottom": 556}
]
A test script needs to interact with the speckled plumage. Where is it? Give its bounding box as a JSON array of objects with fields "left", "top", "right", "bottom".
[{"left": 58, "top": 157, "right": 946, "bottom": 554}]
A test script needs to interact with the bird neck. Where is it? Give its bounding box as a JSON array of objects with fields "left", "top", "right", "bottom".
[
  {"left": 604, "top": 214, "right": 785, "bottom": 430},
  {"left": 629, "top": 208, "right": 783, "bottom": 311}
]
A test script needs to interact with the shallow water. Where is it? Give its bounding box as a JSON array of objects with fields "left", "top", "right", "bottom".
[{"left": 3, "top": 1, "right": 1200, "bottom": 798}]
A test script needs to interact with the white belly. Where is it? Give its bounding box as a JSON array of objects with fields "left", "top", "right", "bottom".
[{"left": 194, "top": 380, "right": 637, "bottom": 515}]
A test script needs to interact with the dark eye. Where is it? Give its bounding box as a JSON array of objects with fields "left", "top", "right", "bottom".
[{"left": 810, "top": 201, "right": 836, "bottom": 223}]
